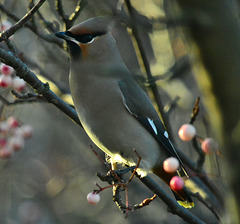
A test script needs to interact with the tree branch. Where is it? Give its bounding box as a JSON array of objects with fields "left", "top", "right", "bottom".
[
  {"left": 0, "top": 3, "right": 63, "bottom": 47},
  {"left": 0, "top": 48, "right": 81, "bottom": 126},
  {"left": 0, "top": 0, "right": 47, "bottom": 41},
  {"left": 140, "top": 175, "right": 205, "bottom": 224},
  {"left": 124, "top": 0, "right": 174, "bottom": 138},
  {"left": 56, "top": 0, "right": 87, "bottom": 30}
]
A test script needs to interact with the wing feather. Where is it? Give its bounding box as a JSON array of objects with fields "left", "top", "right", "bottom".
[{"left": 118, "top": 80, "right": 185, "bottom": 168}]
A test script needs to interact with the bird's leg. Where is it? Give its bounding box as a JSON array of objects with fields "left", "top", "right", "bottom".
[
  {"left": 90, "top": 145, "right": 123, "bottom": 182},
  {"left": 125, "top": 187, "right": 130, "bottom": 218},
  {"left": 120, "top": 149, "right": 141, "bottom": 216},
  {"left": 93, "top": 147, "right": 155, "bottom": 215}
]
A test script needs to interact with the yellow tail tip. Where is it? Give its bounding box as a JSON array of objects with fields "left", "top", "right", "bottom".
[{"left": 177, "top": 201, "right": 194, "bottom": 209}]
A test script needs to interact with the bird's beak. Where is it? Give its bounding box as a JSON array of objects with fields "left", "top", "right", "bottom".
[
  {"left": 55, "top": 32, "right": 82, "bottom": 58},
  {"left": 55, "top": 32, "right": 69, "bottom": 40},
  {"left": 55, "top": 32, "right": 80, "bottom": 46}
]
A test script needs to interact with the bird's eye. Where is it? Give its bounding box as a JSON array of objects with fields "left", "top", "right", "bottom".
[
  {"left": 76, "top": 34, "right": 94, "bottom": 44},
  {"left": 64, "top": 31, "right": 106, "bottom": 44}
]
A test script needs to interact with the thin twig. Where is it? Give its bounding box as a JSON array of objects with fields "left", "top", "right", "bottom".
[
  {"left": 68, "top": 0, "right": 87, "bottom": 27},
  {"left": 125, "top": 0, "right": 173, "bottom": 138},
  {"left": 55, "top": 0, "right": 67, "bottom": 22},
  {"left": 192, "top": 136, "right": 205, "bottom": 171},
  {"left": 190, "top": 97, "right": 200, "bottom": 124},
  {"left": 0, "top": 94, "right": 45, "bottom": 105},
  {"left": 0, "top": 0, "right": 47, "bottom": 41},
  {"left": 133, "top": 194, "right": 157, "bottom": 210},
  {"left": 56, "top": 0, "right": 87, "bottom": 30},
  {"left": 0, "top": 3, "right": 63, "bottom": 47},
  {"left": 11, "top": 89, "right": 44, "bottom": 100},
  {"left": 164, "top": 96, "right": 180, "bottom": 115},
  {"left": 190, "top": 192, "right": 220, "bottom": 221},
  {"left": 91, "top": 145, "right": 123, "bottom": 183},
  {"left": 97, "top": 170, "right": 158, "bottom": 214},
  {"left": 36, "top": 10, "right": 59, "bottom": 33}
]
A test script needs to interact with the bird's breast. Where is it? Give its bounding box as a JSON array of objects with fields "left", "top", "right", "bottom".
[{"left": 69, "top": 69, "right": 162, "bottom": 172}]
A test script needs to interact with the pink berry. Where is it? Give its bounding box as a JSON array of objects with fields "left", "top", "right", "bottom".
[
  {"left": 201, "top": 138, "right": 218, "bottom": 154},
  {"left": 13, "top": 127, "right": 24, "bottom": 137},
  {"left": 21, "top": 125, "right": 33, "bottom": 138},
  {"left": 7, "top": 116, "right": 19, "bottom": 128},
  {"left": 9, "top": 136, "right": 24, "bottom": 151},
  {"left": 12, "top": 77, "right": 26, "bottom": 92},
  {"left": 0, "top": 63, "right": 14, "bottom": 76},
  {"left": 0, "top": 75, "right": 12, "bottom": 87},
  {"left": 0, "top": 121, "right": 10, "bottom": 134},
  {"left": 87, "top": 192, "right": 100, "bottom": 205},
  {"left": 170, "top": 176, "right": 185, "bottom": 191},
  {"left": 178, "top": 124, "right": 196, "bottom": 141},
  {"left": 0, "top": 21, "right": 12, "bottom": 31},
  {"left": 0, "top": 147, "right": 12, "bottom": 159},
  {"left": 163, "top": 157, "right": 179, "bottom": 173}
]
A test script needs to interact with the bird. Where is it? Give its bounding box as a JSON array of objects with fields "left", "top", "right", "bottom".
[{"left": 55, "top": 16, "right": 194, "bottom": 208}]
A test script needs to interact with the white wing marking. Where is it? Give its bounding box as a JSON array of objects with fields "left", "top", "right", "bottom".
[
  {"left": 164, "top": 131, "right": 169, "bottom": 138},
  {"left": 147, "top": 118, "right": 158, "bottom": 135}
]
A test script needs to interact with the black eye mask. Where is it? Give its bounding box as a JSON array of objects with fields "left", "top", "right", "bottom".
[{"left": 65, "top": 31, "right": 106, "bottom": 44}]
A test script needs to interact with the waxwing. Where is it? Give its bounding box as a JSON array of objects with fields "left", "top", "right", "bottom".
[{"left": 56, "top": 16, "right": 193, "bottom": 208}]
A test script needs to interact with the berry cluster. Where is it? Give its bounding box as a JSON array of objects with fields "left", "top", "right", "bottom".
[
  {"left": 86, "top": 123, "right": 220, "bottom": 204},
  {"left": 163, "top": 157, "right": 184, "bottom": 191},
  {"left": 0, "top": 63, "right": 26, "bottom": 91},
  {"left": 178, "top": 123, "right": 218, "bottom": 154},
  {"left": 161, "top": 123, "right": 219, "bottom": 192},
  {"left": 0, "top": 116, "right": 33, "bottom": 159}
]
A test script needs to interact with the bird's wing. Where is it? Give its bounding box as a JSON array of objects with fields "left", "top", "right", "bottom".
[{"left": 118, "top": 79, "right": 184, "bottom": 167}]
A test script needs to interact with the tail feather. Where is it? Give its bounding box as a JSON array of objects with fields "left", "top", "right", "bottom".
[{"left": 172, "top": 188, "right": 194, "bottom": 208}]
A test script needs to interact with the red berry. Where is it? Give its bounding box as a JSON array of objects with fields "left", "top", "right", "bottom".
[
  {"left": 87, "top": 192, "right": 100, "bottom": 205},
  {"left": 0, "top": 63, "right": 14, "bottom": 76},
  {"left": 7, "top": 116, "right": 19, "bottom": 128},
  {"left": 170, "top": 176, "right": 184, "bottom": 191},
  {"left": 0, "top": 75, "right": 12, "bottom": 87},
  {"left": 178, "top": 124, "right": 196, "bottom": 141},
  {"left": 163, "top": 157, "right": 179, "bottom": 173},
  {"left": 201, "top": 138, "right": 218, "bottom": 154}
]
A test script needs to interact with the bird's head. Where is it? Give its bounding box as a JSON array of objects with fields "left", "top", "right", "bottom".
[{"left": 55, "top": 17, "right": 121, "bottom": 63}]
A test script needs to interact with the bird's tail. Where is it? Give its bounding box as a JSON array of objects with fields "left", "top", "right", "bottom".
[{"left": 153, "top": 165, "right": 194, "bottom": 208}]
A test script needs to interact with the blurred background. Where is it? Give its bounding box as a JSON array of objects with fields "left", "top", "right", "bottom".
[{"left": 0, "top": 0, "right": 227, "bottom": 223}]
